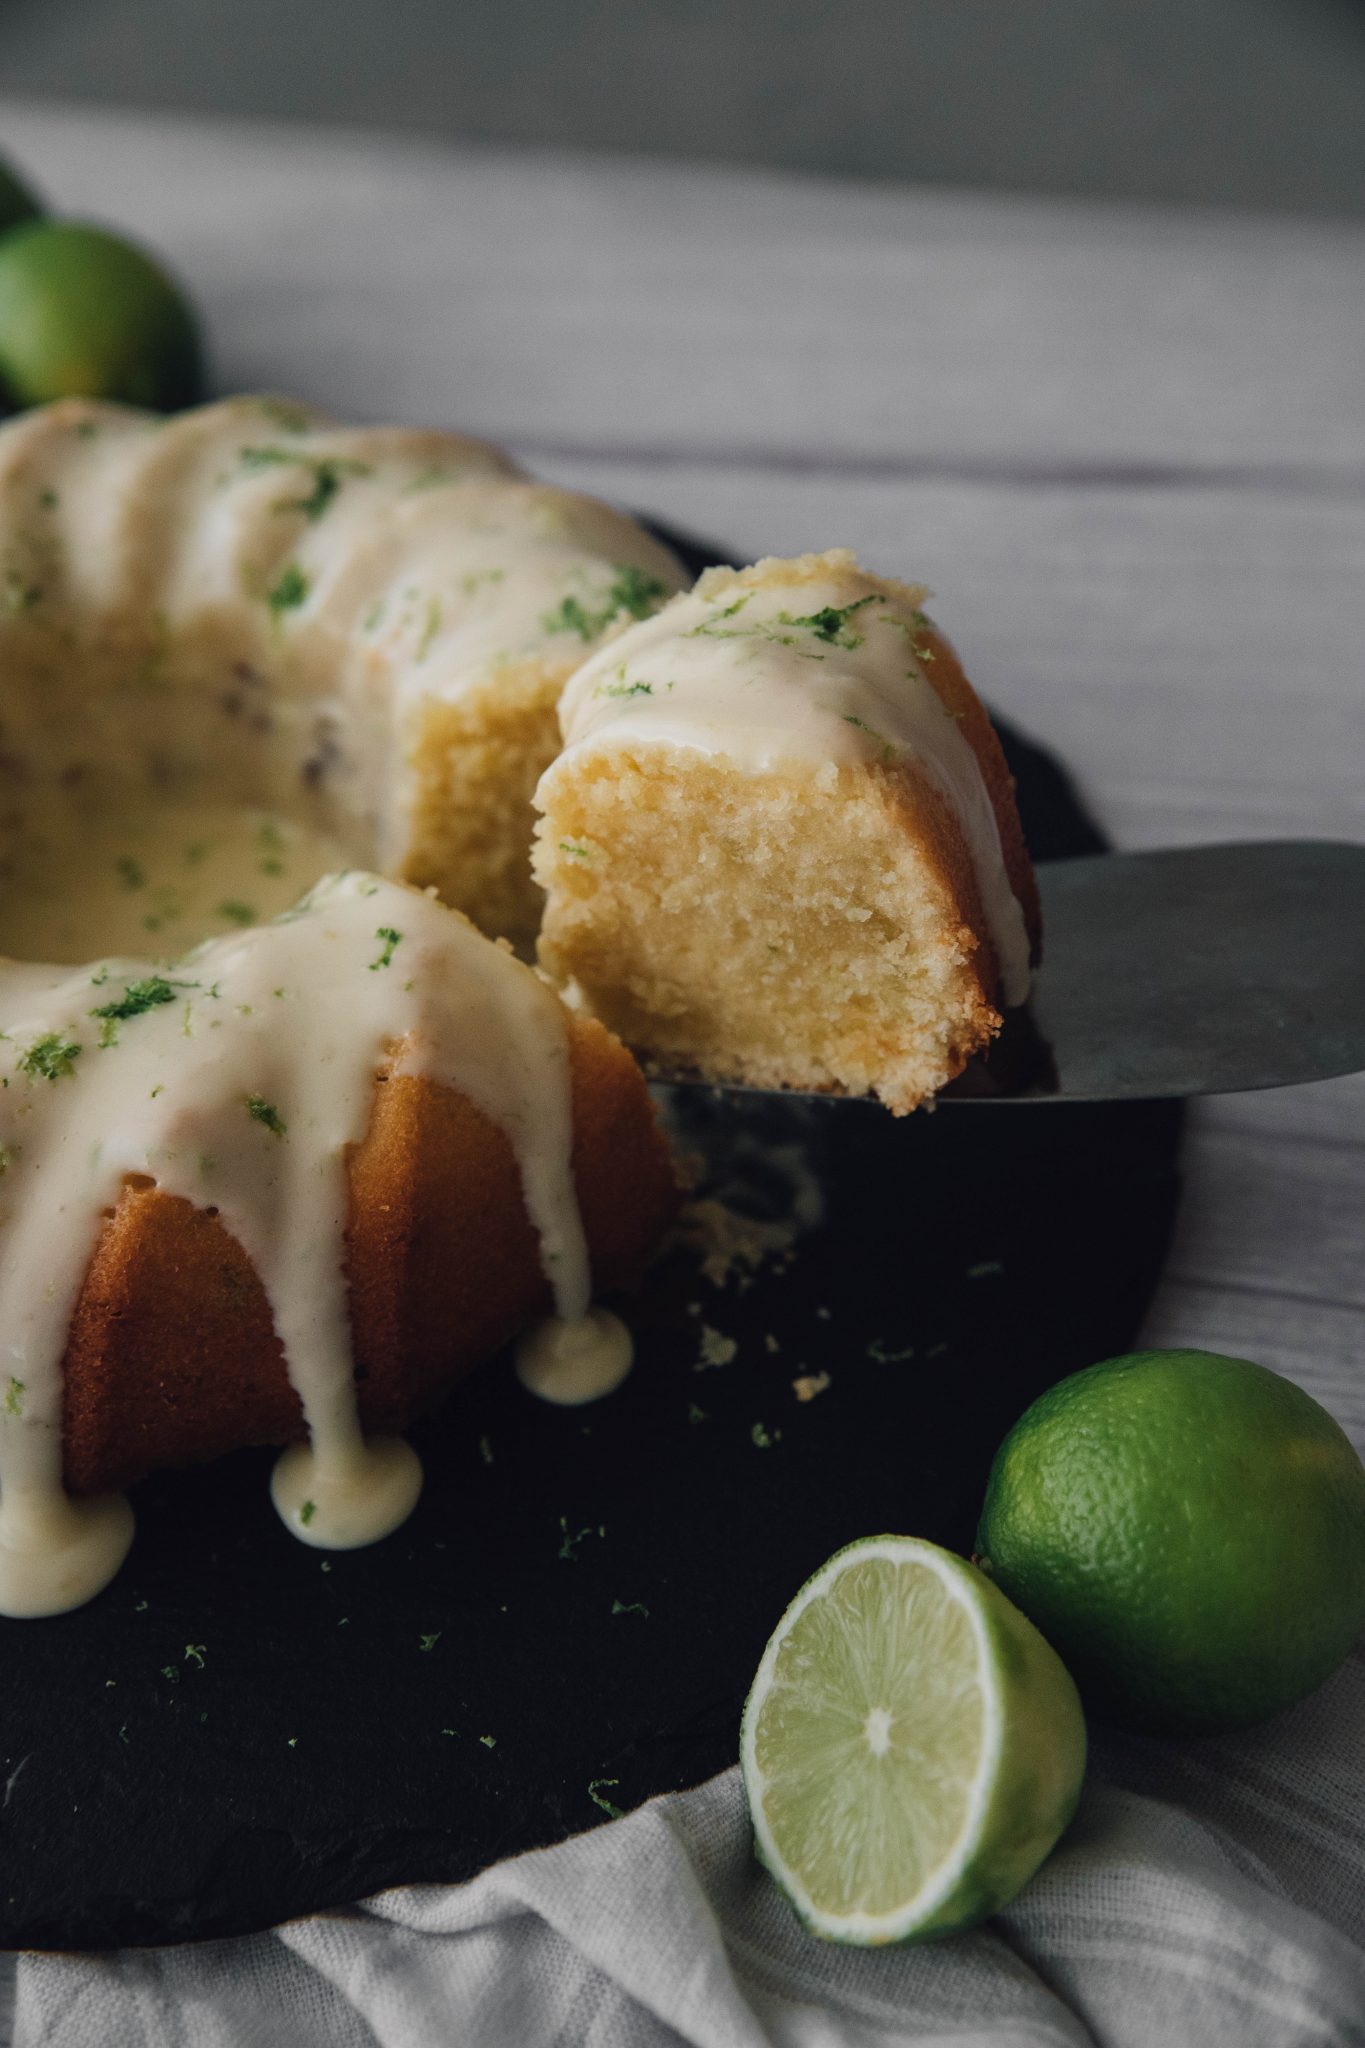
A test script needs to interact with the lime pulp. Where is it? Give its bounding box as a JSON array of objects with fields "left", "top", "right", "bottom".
[{"left": 741, "top": 1535, "right": 1086, "bottom": 1943}]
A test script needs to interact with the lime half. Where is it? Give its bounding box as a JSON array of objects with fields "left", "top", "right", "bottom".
[{"left": 741, "top": 1536, "right": 1085, "bottom": 1944}]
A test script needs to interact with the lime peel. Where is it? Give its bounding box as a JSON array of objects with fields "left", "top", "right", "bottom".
[
  {"left": 741, "top": 1535, "right": 1086, "bottom": 1945},
  {"left": 975, "top": 1348, "right": 1365, "bottom": 1734},
  {"left": 0, "top": 219, "right": 203, "bottom": 411}
]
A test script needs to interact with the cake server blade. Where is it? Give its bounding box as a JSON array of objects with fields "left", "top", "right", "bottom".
[{"left": 646, "top": 840, "right": 1365, "bottom": 1105}]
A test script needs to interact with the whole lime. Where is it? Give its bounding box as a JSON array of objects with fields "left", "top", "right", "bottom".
[
  {"left": 0, "top": 220, "right": 204, "bottom": 411},
  {"left": 0, "top": 157, "right": 42, "bottom": 237},
  {"left": 975, "top": 1349, "right": 1365, "bottom": 1734}
]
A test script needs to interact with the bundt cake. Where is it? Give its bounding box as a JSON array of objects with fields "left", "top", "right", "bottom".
[
  {"left": 0, "top": 395, "right": 686, "bottom": 1617},
  {"left": 0, "top": 398, "right": 1041, "bottom": 1617},
  {"left": 0, "top": 394, "right": 685, "bottom": 954},
  {"left": 533, "top": 551, "right": 1041, "bottom": 1113}
]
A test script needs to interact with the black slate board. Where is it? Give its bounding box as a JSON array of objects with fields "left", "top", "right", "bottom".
[{"left": 0, "top": 529, "right": 1181, "bottom": 1950}]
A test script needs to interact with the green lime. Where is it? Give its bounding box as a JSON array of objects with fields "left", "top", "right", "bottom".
[
  {"left": 0, "top": 157, "right": 42, "bottom": 237},
  {"left": 740, "top": 1535, "right": 1086, "bottom": 1944},
  {"left": 976, "top": 1349, "right": 1365, "bottom": 1735},
  {"left": 0, "top": 220, "right": 204, "bottom": 411}
]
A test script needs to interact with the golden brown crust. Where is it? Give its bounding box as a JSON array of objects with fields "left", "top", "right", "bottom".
[
  {"left": 60, "top": 1015, "right": 676, "bottom": 1495},
  {"left": 874, "top": 757, "right": 1005, "bottom": 1075},
  {"left": 853, "top": 618, "right": 1039, "bottom": 1079},
  {"left": 913, "top": 620, "right": 1043, "bottom": 975}
]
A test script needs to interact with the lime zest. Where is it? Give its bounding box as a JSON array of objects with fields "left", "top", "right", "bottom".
[{"left": 588, "top": 1778, "right": 624, "bottom": 1818}]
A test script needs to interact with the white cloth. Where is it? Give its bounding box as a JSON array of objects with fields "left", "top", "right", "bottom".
[{"left": 18, "top": 1650, "right": 1365, "bottom": 2046}]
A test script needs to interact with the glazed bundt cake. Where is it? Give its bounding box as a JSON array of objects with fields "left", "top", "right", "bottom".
[
  {"left": 0, "top": 395, "right": 687, "bottom": 1617},
  {"left": 0, "top": 398, "right": 1041, "bottom": 1617},
  {"left": 0, "top": 394, "right": 685, "bottom": 953},
  {"left": 533, "top": 551, "right": 1041, "bottom": 1113}
]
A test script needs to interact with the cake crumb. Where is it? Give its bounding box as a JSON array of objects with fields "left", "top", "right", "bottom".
[
  {"left": 696, "top": 1323, "right": 738, "bottom": 1370},
  {"left": 674, "top": 1196, "right": 800, "bottom": 1290},
  {"left": 792, "top": 1370, "right": 831, "bottom": 1403},
  {"left": 763, "top": 1333, "right": 780, "bottom": 1354}
]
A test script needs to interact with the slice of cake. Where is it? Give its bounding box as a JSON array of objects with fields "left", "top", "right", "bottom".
[{"left": 533, "top": 551, "right": 1041, "bottom": 1114}]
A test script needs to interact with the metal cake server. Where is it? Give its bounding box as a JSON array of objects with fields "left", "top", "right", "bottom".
[{"left": 647, "top": 840, "right": 1365, "bottom": 1105}]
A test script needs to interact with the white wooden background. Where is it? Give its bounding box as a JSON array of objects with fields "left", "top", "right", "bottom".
[{"left": 0, "top": 105, "right": 1361, "bottom": 1999}]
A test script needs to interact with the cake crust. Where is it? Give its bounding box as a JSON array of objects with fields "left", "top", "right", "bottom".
[{"left": 912, "top": 618, "right": 1042, "bottom": 975}]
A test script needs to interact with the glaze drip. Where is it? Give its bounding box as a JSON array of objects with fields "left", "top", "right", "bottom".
[
  {"left": 0, "top": 872, "right": 594, "bottom": 1614},
  {"left": 515, "top": 1308, "right": 634, "bottom": 1406}
]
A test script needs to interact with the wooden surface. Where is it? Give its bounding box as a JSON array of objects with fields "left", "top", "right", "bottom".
[
  {"left": 9, "top": 0, "right": 1365, "bottom": 215},
  {"left": 0, "top": 97, "right": 1362, "bottom": 1972}
]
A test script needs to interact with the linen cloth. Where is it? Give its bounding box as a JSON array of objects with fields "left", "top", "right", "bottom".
[
  {"left": 0, "top": 100, "right": 1362, "bottom": 2048},
  {"left": 16, "top": 1659, "right": 1365, "bottom": 2045}
]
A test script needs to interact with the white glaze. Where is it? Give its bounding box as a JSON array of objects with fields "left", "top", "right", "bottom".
[
  {"left": 0, "top": 800, "right": 351, "bottom": 965},
  {"left": 514, "top": 1308, "right": 634, "bottom": 1406},
  {"left": 0, "top": 872, "right": 595, "bottom": 1614},
  {"left": 0, "top": 1491, "right": 134, "bottom": 1620},
  {"left": 270, "top": 1435, "right": 424, "bottom": 1550},
  {"left": 550, "top": 552, "right": 1032, "bottom": 1006}
]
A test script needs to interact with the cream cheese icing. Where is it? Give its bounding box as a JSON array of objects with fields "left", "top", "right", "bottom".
[
  {"left": 549, "top": 553, "right": 1032, "bottom": 1008},
  {"left": 0, "top": 872, "right": 603, "bottom": 1616}
]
